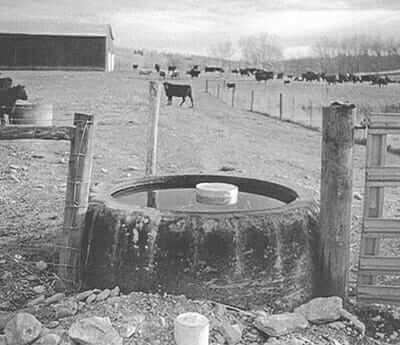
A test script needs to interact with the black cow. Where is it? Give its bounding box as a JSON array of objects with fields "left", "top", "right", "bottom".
[
  {"left": 231, "top": 69, "right": 239, "bottom": 74},
  {"left": 154, "top": 64, "right": 161, "bottom": 72},
  {"left": 163, "top": 82, "right": 193, "bottom": 107},
  {"left": 132, "top": 64, "right": 138, "bottom": 70},
  {"left": 205, "top": 66, "right": 224, "bottom": 73},
  {"left": 0, "top": 77, "right": 12, "bottom": 89},
  {"left": 277, "top": 72, "right": 284, "bottom": 79},
  {"left": 187, "top": 70, "right": 200, "bottom": 78},
  {"left": 360, "top": 75, "right": 374, "bottom": 83},
  {"left": 0, "top": 85, "right": 28, "bottom": 116},
  {"left": 226, "top": 82, "right": 236, "bottom": 89},
  {"left": 159, "top": 71, "right": 166, "bottom": 79},
  {"left": 168, "top": 66, "right": 177, "bottom": 72},
  {"left": 372, "top": 77, "right": 388, "bottom": 87},
  {"left": 302, "top": 71, "right": 320, "bottom": 82},
  {"left": 255, "top": 71, "right": 274, "bottom": 82},
  {"left": 324, "top": 75, "right": 337, "bottom": 85}
]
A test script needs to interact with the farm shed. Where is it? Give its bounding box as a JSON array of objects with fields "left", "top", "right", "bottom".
[{"left": 0, "top": 21, "right": 114, "bottom": 71}]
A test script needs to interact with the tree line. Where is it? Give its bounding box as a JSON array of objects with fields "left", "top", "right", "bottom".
[{"left": 208, "top": 34, "right": 400, "bottom": 74}]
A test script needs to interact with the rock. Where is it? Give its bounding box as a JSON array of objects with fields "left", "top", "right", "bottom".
[
  {"left": 340, "top": 309, "right": 366, "bottom": 336},
  {"left": 75, "top": 290, "right": 94, "bottom": 301},
  {"left": 46, "top": 321, "right": 60, "bottom": 329},
  {"left": 28, "top": 295, "right": 46, "bottom": 306},
  {"left": 254, "top": 312, "right": 308, "bottom": 337},
  {"left": 353, "top": 192, "right": 362, "bottom": 201},
  {"left": 68, "top": 316, "right": 122, "bottom": 345},
  {"left": 54, "top": 300, "right": 78, "bottom": 319},
  {"left": 33, "top": 285, "right": 46, "bottom": 294},
  {"left": 329, "top": 321, "right": 346, "bottom": 330},
  {"left": 220, "top": 322, "right": 242, "bottom": 344},
  {"left": 110, "top": 286, "right": 120, "bottom": 297},
  {"left": 45, "top": 293, "right": 65, "bottom": 305},
  {"left": 0, "top": 312, "right": 14, "bottom": 332},
  {"left": 36, "top": 261, "right": 48, "bottom": 271},
  {"left": 86, "top": 294, "right": 97, "bottom": 304},
  {"left": 33, "top": 333, "right": 62, "bottom": 345},
  {"left": 4, "top": 312, "right": 42, "bottom": 345},
  {"left": 294, "top": 296, "right": 343, "bottom": 324},
  {"left": 95, "top": 289, "right": 111, "bottom": 301},
  {"left": 101, "top": 168, "right": 108, "bottom": 174}
]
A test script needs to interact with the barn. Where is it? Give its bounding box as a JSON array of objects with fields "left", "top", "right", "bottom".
[{"left": 0, "top": 21, "right": 114, "bottom": 71}]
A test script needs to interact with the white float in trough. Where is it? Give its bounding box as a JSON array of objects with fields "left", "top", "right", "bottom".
[{"left": 195, "top": 182, "right": 238, "bottom": 205}]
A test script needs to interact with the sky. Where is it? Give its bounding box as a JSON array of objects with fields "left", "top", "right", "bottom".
[{"left": 1, "top": 0, "right": 400, "bottom": 58}]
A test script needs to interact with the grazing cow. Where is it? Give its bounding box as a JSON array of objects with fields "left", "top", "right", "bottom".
[
  {"left": 324, "top": 75, "right": 337, "bottom": 85},
  {"left": 361, "top": 75, "right": 374, "bottom": 83},
  {"left": 0, "top": 85, "right": 28, "bottom": 116},
  {"left": 226, "top": 82, "right": 236, "bottom": 89},
  {"left": 154, "top": 64, "right": 161, "bottom": 72},
  {"left": 159, "top": 71, "right": 166, "bottom": 79},
  {"left": 187, "top": 69, "right": 201, "bottom": 78},
  {"left": 0, "top": 77, "right": 12, "bottom": 89},
  {"left": 239, "top": 68, "right": 250, "bottom": 76},
  {"left": 277, "top": 72, "right": 284, "bottom": 79},
  {"left": 302, "top": 71, "right": 320, "bottom": 82},
  {"left": 168, "top": 66, "right": 177, "bottom": 72},
  {"left": 255, "top": 71, "right": 274, "bottom": 82},
  {"left": 205, "top": 66, "right": 224, "bottom": 73},
  {"left": 372, "top": 77, "right": 388, "bottom": 87},
  {"left": 284, "top": 80, "right": 291, "bottom": 85},
  {"left": 231, "top": 69, "right": 239, "bottom": 74},
  {"left": 163, "top": 82, "right": 193, "bottom": 107},
  {"left": 132, "top": 64, "right": 138, "bottom": 70}
]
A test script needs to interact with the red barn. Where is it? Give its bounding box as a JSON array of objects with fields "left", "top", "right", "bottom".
[{"left": 0, "top": 21, "right": 114, "bottom": 71}]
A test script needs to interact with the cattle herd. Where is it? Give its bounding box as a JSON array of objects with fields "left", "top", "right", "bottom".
[
  {"left": 132, "top": 63, "right": 398, "bottom": 87},
  {"left": 0, "top": 75, "right": 28, "bottom": 120}
]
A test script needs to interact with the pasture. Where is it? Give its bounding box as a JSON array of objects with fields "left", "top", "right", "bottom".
[
  {"left": 206, "top": 77, "right": 400, "bottom": 129},
  {"left": 2, "top": 70, "right": 400, "bottom": 308}
]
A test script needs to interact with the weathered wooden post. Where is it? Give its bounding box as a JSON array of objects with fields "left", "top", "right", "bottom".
[
  {"left": 217, "top": 84, "right": 220, "bottom": 99},
  {"left": 59, "top": 113, "right": 95, "bottom": 285},
  {"left": 250, "top": 90, "right": 254, "bottom": 112},
  {"left": 279, "top": 93, "right": 283, "bottom": 120},
  {"left": 319, "top": 102, "right": 355, "bottom": 298},
  {"left": 205, "top": 79, "right": 209, "bottom": 93},
  {"left": 145, "top": 81, "right": 162, "bottom": 207},
  {"left": 146, "top": 81, "right": 162, "bottom": 176}
]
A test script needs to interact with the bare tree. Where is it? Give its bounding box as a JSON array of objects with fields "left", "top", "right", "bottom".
[
  {"left": 239, "top": 33, "right": 282, "bottom": 68},
  {"left": 208, "top": 40, "right": 235, "bottom": 67}
]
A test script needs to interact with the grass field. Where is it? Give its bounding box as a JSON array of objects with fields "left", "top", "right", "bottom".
[{"left": 2, "top": 70, "right": 400, "bottom": 309}]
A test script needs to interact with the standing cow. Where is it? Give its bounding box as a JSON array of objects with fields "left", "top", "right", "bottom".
[{"left": 163, "top": 82, "right": 194, "bottom": 107}]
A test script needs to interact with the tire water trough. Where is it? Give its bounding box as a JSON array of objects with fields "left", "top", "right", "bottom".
[{"left": 83, "top": 174, "right": 319, "bottom": 310}]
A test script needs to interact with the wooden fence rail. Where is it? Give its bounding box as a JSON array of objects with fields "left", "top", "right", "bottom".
[
  {"left": 0, "top": 113, "right": 95, "bottom": 287},
  {"left": 357, "top": 112, "right": 400, "bottom": 305}
]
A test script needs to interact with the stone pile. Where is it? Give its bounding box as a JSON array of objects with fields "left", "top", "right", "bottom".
[{"left": 0, "top": 291, "right": 369, "bottom": 345}]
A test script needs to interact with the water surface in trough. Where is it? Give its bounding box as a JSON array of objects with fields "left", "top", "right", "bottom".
[{"left": 113, "top": 187, "right": 285, "bottom": 211}]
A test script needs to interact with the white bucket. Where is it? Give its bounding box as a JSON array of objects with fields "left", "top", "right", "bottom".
[{"left": 174, "top": 312, "right": 209, "bottom": 345}]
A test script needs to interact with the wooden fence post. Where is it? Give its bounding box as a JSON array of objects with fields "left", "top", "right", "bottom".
[
  {"left": 250, "top": 90, "right": 254, "bottom": 112},
  {"left": 319, "top": 102, "right": 355, "bottom": 298},
  {"left": 279, "top": 93, "right": 283, "bottom": 120},
  {"left": 217, "top": 84, "right": 220, "bottom": 99},
  {"left": 146, "top": 81, "right": 162, "bottom": 176},
  {"left": 231, "top": 87, "right": 236, "bottom": 107},
  {"left": 146, "top": 81, "right": 162, "bottom": 208},
  {"left": 59, "top": 113, "right": 95, "bottom": 286},
  {"left": 205, "top": 79, "right": 209, "bottom": 93}
]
